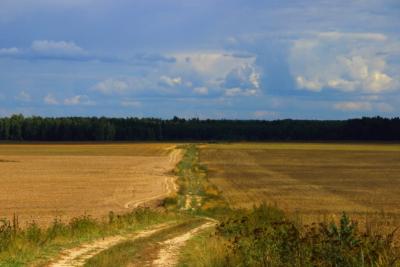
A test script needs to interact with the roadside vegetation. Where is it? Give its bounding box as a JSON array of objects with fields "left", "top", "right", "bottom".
[
  {"left": 179, "top": 205, "right": 400, "bottom": 266},
  {"left": 0, "top": 209, "right": 182, "bottom": 266},
  {"left": 84, "top": 218, "right": 206, "bottom": 267},
  {"left": 167, "top": 144, "right": 228, "bottom": 215}
]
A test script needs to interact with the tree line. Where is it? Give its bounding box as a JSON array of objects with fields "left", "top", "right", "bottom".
[{"left": 0, "top": 115, "right": 399, "bottom": 141}]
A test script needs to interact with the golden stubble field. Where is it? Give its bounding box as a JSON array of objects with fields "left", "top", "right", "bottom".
[
  {"left": 200, "top": 143, "right": 400, "bottom": 225},
  {"left": 0, "top": 143, "right": 181, "bottom": 225}
]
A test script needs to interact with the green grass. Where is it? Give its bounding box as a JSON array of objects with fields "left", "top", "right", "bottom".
[
  {"left": 84, "top": 218, "right": 206, "bottom": 267},
  {"left": 178, "top": 204, "right": 400, "bottom": 267},
  {"left": 0, "top": 209, "right": 181, "bottom": 266},
  {"left": 170, "top": 144, "right": 228, "bottom": 216},
  {"left": 178, "top": 228, "right": 227, "bottom": 267}
]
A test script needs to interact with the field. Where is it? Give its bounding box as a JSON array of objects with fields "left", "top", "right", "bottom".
[
  {"left": 0, "top": 143, "right": 181, "bottom": 225},
  {"left": 199, "top": 143, "right": 400, "bottom": 223},
  {"left": 1, "top": 142, "right": 399, "bottom": 266}
]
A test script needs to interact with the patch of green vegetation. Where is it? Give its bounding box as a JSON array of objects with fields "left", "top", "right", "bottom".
[
  {"left": 84, "top": 218, "right": 206, "bottom": 267},
  {"left": 178, "top": 203, "right": 400, "bottom": 267},
  {"left": 169, "top": 144, "right": 228, "bottom": 218},
  {"left": 0, "top": 208, "right": 181, "bottom": 266}
]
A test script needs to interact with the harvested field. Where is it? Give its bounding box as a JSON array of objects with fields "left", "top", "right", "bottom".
[
  {"left": 0, "top": 143, "right": 181, "bottom": 225},
  {"left": 200, "top": 143, "right": 400, "bottom": 223}
]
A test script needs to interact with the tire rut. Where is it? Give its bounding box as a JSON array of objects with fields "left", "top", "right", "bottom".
[{"left": 48, "top": 223, "right": 173, "bottom": 267}]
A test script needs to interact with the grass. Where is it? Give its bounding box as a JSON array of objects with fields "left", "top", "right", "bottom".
[
  {"left": 0, "top": 208, "right": 182, "bottom": 266},
  {"left": 166, "top": 144, "right": 228, "bottom": 216},
  {"left": 178, "top": 228, "right": 228, "bottom": 267},
  {"left": 179, "top": 204, "right": 400, "bottom": 267},
  {"left": 84, "top": 218, "right": 206, "bottom": 267}
]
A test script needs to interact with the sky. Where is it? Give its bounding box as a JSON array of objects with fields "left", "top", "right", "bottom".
[{"left": 0, "top": 0, "right": 399, "bottom": 119}]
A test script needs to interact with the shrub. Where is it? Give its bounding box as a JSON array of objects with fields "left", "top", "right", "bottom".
[{"left": 215, "top": 205, "right": 399, "bottom": 267}]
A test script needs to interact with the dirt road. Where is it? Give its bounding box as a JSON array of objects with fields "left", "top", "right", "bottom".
[
  {"left": 48, "top": 148, "right": 184, "bottom": 267},
  {"left": 152, "top": 220, "right": 216, "bottom": 267},
  {"left": 48, "top": 223, "right": 173, "bottom": 267}
]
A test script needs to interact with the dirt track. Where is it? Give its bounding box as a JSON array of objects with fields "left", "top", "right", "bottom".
[
  {"left": 48, "top": 223, "right": 174, "bottom": 267},
  {"left": 47, "top": 148, "right": 184, "bottom": 267},
  {"left": 152, "top": 220, "right": 216, "bottom": 267},
  {"left": 48, "top": 219, "right": 215, "bottom": 267},
  {"left": 124, "top": 149, "right": 181, "bottom": 209}
]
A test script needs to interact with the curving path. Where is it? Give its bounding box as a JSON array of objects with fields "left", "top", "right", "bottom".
[
  {"left": 48, "top": 223, "right": 173, "bottom": 267},
  {"left": 123, "top": 149, "right": 181, "bottom": 209},
  {"left": 152, "top": 220, "right": 216, "bottom": 267},
  {"left": 48, "top": 148, "right": 183, "bottom": 267}
]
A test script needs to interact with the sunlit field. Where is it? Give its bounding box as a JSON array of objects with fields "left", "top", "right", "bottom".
[
  {"left": 0, "top": 143, "right": 180, "bottom": 225},
  {"left": 200, "top": 142, "right": 400, "bottom": 225}
]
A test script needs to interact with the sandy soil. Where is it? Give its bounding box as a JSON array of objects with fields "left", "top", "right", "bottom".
[
  {"left": 0, "top": 143, "right": 181, "bottom": 225},
  {"left": 152, "top": 220, "right": 216, "bottom": 267},
  {"left": 48, "top": 223, "right": 173, "bottom": 267}
]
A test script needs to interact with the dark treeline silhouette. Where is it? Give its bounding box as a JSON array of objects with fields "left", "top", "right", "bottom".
[{"left": 0, "top": 115, "right": 399, "bottom": 141}]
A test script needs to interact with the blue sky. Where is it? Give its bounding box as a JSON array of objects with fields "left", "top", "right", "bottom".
[{"left": 0, "top": 0, "right": 399, "bottom": 119}]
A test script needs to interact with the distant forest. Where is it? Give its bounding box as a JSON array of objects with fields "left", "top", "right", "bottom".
[{"left": 0, "top": 115, "right": 399, "bottom": 141}]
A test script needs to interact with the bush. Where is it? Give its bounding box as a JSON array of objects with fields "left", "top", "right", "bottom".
[{"left": 215, "top": 205, "right": 399, "bottom": 267}]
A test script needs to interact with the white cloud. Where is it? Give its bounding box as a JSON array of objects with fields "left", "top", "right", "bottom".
[
  {"left": 158, "top": 51, "right": 261, "bottom": 97},
  {"left": 193, "top": 87, "right": 208, "bottom": 95},
  {"left": 290, "top": 32, "right": 399, "bottom": 94},
  {"left": 16, "top": 91, "right": 31, "bottom": 102},
  {"left": 94, "top": 79, "right": 129, "bottom": 95},
  {"left": 334, "top": 101, "right": 372, "bottom": 111},
  {"left": 223, "top": 64, "right": 261, "bottom": 96},
  {"left": 31, "top": 40, "right": 84, "bottom": 55},
  {"left": 0, "top": 47, "right": 19, "bottom": 55},
  {"left": 172, "top": 51, "right": 257, "bottom": 80},
  {"left": 44, "top": 94, "right": 59, "bottom": 105},
  {"left": 317, "top": 32, "right": 387, "bottom": 42},
  {"left": 224, "top": 88, "right": 258, "bottom": 97},
  {"left": 224, "top": 88, "right": 242, "bottom": 97},
  {"left": 64, "top": 95, "right": 93, "bottom": 106},
  {"left": 295, "top": 76, "right": 323, "bottom": 91},
  {"left": 159, "top": 76, "right": 182, "bottom": 87},
  {"left": 334, "top": 101, "right": 394, "bottom": 112},
  {"left": 121, "top": 100, "right": 141, "bottom": 108}
]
